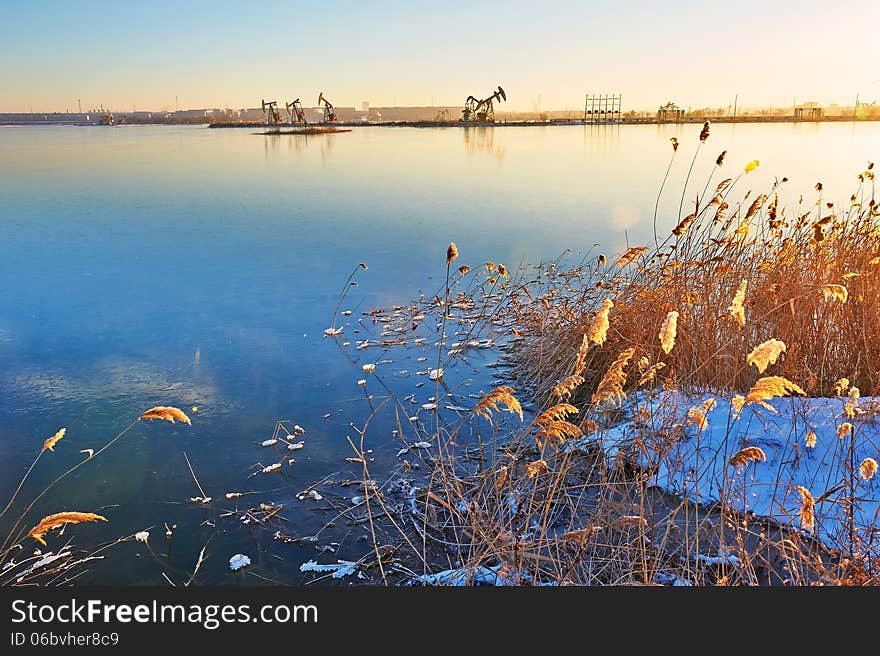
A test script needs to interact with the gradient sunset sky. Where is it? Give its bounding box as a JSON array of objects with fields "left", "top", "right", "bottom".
[{"left": 1, "top": 0, "right": 877, "bottom": 113}]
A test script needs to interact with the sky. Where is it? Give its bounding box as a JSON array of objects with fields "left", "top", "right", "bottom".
[{"left": 1, "top": 0, "right": 877, "bottom": 113}]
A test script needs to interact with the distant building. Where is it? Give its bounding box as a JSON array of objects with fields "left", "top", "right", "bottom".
[
  {"left": 239, "top": 107, "right": 265, "bottom": 122},
  {"left": 794, "top": 102, "right": 823, "bottom": 120},
  {"left": 171, "top": 109, "right": 209, "bottom": 120},
  {"left": 657, "top": 101, "right": 685, "bottom": 122}
]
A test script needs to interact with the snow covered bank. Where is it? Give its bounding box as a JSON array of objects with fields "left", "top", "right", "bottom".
[{"left": 572, "top": 393, "right": 880, "bottom": 548}]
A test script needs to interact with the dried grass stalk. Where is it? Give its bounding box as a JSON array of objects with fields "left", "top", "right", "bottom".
[
  {"left": 552, "top": 375, "right": 584, "bottom": 400},
  {"left": 592, "top": 347, "right": 636, "bottom": 405},
  {"left": 573, "top": 334, "right": 590, "bottom": 376},
  {"left": 728, "top": 280, "right": 748, "bottom": 327},
  {"left": 141, "top": 406, "right": 192, "bottom": 425},
  {"left": 28, "top": 511, "right": 108, "bottom": 546},
  {"left": 637, "top": 361, "right": 666, "bottom": 387},
  {"left": 42, "top": 428, "right": 66, "bottom": 452}
]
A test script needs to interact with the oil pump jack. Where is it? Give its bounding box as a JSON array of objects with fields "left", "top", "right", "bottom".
[
  {"left": 318, "top": 92, "right": 337, "bottom": 123},
  {"left": 261, "top": 99, "right": 282, "bottom": 125},
  {"left": 461, "top": 86, "right": 506, "bottom": 122},
  {"left": 286, "top": 98, "right": 307, "bottom": 125}
]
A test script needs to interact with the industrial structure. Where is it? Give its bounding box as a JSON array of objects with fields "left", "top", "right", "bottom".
[
  {"left": 583, "top": 94, "right": 622, "bottom": 123},
  {"left": 286, "top": 99, "right": 307, "bottom": 125},
  {"left": 261, "top": 99, "right": 282, "bottom": 125},
  {"left": 461, "top": 86, "right": 506, "bottom": 122},
  {"left": 318, "top": 92, "right": 337, "bottom": 123}
]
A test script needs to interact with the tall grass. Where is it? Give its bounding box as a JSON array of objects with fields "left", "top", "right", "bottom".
[{"left": 347, "top": 127, "right": 880, "bottom": 585}]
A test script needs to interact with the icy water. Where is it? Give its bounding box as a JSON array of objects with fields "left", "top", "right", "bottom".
[{"left": 0, "top": 122, "right": 877, "bottom": 584}]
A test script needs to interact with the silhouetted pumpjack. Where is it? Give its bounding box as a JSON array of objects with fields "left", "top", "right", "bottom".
[
  {"left": 318, "top": 92, "right": 337, "bottom": 123},
  {"left": 286, "top": 98, "right": 307, "bottom": 125},
  {"left": 261, "top": 99, "right": 282, "bottom": 125},
  {"left": 461, "top": 86, "right": 506, "bottom": 122}
]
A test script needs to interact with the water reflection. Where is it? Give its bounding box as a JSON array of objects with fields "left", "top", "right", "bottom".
[
  {"left": 582, "top": 123, "right": 621, "bottom": 156},
  {"left": 5, "top": 356, "right": 221, "bottom": 410},
  {"left": 463, "top": 126, "right": 505, "bottom": 163},
  {"left": 0, "top": 122, "right": 878, "bottom": 583}
]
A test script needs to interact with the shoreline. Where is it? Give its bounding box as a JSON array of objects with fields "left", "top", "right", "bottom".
[
  {"left": 211, "top": 115, "right": 880, "bottom": 129},
  {"left": 3, "top": 115, "right": 879, "bottom": 129}
]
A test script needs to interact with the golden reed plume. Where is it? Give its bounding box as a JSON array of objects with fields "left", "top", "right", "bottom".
[
  {"left": 526, "top": 459, "right": 549, "bottom": 478},
  {"left": 729, "top": 446, "right": 766, "bottom": 467},
  {"left": 587, "top": 299, "right": 614, "bottom": 347},
  {"left": 687, "top": 398, "right": 717, "bottom": 431},
  {"left": 474, "top": 386, "right": 524, "bottom": 422},
  {"left": 699, "top": 121, "right": 710, "bottom": 142},
  {"left": 561, "top": 526, "right": 600, "bottom": 545},
  {"left": 535, "top": 420, "right": 581, "bottom": 448},
  {"left": 616, "top": 247, "right": 648, "bottom": 267},
  {"left": 28, "top": 511, "right": 108, "bottom": 546},
  {"left": 793, "top": 486, "right": 815, "bottom": 533},
  {"left": 659, "top": 311, "right": 678, "bottom": 355},
  {"left": 536, "top": 403, "right": 579, "bottom": 425},
  {"left": 822, "top": 284, "right": 848, "bottom": 304},
  {"left": 746, "top": 338, "right": 786, "bottom": 373},
  {"left": 742, "top": 376, "right": 805, "bottom": 413},
  {"left": 446, "top": 242, "right": 458, "bottom": 267},
  {"left": 42, "top": 428, "right": 66, "bottom": 452},
  {"left": 141, "top": 406, "right": 192, "bottom": 425},
  {"left": 494, "top": 465, "right": 509, "bottom": 491},
  {"left": 727, "top": 280, "right": 747, "bottom": 327},
  {"left": 637, "top": 361, "right": 666, "bottom": 387},
  {"left": 859, "top": 458, "right": 878, "bottom": 481},
  {"left": 573, "top": 334, "right": 590, "bottom": 376},
  {"left": 731, "top": 395, "right": 745, "bottom": 417},
  {"left": 535, "top": 404, "right": 581, "bottom": 448},
  {"left": 672, "top": 213, "right": 696, "bottom": 237},
  {"left": 551, "top": 375, "right": 585, "bottom": 400},
  {"left": 845, "top": 386, "right": 860, "bottom": 418},
  {"left": 592, "top": 347, "right": 636, "bottom": 405}
]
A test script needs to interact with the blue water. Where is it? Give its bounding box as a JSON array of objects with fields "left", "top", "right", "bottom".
[{"left": 0, "top": 122, "right": 876, "bottom": 583}]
